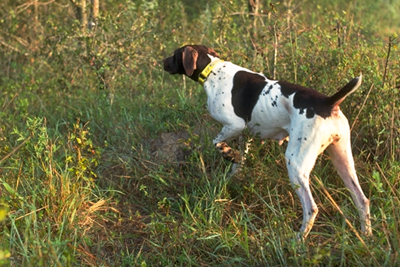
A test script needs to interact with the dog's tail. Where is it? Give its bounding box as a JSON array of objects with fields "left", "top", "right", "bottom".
[{"left": 327, "top": 74, "right": 362, "bottom": 107}]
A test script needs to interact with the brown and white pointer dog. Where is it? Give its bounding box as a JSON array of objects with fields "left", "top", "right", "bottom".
[{"left": 163, "top": 45, "right": 372, "bottom": 239}]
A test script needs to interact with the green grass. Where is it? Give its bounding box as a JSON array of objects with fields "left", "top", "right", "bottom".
[{"left": 1, "top": 0, "right": 400, "bottom": 266}]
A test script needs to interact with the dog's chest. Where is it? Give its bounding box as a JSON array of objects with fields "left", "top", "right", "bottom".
[{"left": 202, "top": 63, "right": 244, "bottom": 120}]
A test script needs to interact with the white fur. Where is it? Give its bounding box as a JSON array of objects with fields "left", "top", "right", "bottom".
[{"left": 203, "top": 57, "right": 371, "bottom": 239}]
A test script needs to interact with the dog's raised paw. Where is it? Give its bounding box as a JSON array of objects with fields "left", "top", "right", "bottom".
[{"left": 216, "top": 142, "right": 241, "bottom": 163}]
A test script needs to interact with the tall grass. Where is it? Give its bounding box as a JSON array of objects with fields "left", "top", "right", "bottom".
[{"left": 1, "top": 0, "right": 399, "bottom": 266}]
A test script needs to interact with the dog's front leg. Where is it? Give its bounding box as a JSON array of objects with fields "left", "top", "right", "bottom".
[
  {"left": 213, "top": 125, "right": 245, "bottom": 174},
  {"left": 216, "top": 137, "right": 253, "bottom": 175},
  {"left": 215, "top": 142, "right": 241, "bottom": 163}
]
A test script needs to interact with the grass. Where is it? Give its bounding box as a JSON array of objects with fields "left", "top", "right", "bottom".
[{"left": 1, "top": 0, "right": 400, "bottom": 266}]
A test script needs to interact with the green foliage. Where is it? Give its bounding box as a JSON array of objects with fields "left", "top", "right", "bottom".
[
  {"left": 0, "top": 0, "right": 399, "bottom": 266},
  {"left": 0, "top": 118, "right": 99, "bottom": 266},
  {"left": 0, "top": 201, "right": 10, "bottom": 265}
]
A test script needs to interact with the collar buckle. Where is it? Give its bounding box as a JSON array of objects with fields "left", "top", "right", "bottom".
[{"left": 198, "top": 59, "right": 224, "bottom": 86}]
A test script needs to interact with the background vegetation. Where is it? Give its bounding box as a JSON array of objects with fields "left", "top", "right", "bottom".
[{"left": 0, "top": 0, "right": 399, "bottom": 266}]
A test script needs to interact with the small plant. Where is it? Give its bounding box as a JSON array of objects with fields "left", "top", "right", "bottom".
[{"left": 66, "top": 118, "right": 99, "bottom": 186}]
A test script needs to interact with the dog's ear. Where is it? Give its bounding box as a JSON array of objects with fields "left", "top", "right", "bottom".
[
  {"left": 207, "top": 47, "right": 220, "bottom": 58},
  {"left": 182, "top": 46, "right": 198, "bottom": 76}
]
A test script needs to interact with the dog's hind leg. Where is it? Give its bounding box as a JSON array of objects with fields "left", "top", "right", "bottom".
[
  {"left": 284, "top": 130, "right": 325, "bottom": 239},
  {"left": 327, "top": 136, "right": 372, "bottom": 236}
]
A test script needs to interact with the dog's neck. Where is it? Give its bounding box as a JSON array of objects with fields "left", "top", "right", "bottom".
[{"left": 198, "top": 56, "right": 224, "bottom": 86}]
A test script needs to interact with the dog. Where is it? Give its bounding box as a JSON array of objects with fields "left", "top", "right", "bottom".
[{"left": 163, "top": 45, "right": 372, "bottom": 239}]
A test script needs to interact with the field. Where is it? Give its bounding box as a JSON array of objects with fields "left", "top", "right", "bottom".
[{"left": 1, "top": 0, "right": 400, "bottom": 266}]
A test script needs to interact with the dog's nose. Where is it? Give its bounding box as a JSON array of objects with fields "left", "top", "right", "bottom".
[{"left": 162, "top": 60, "right": 168, "bottom": 70}]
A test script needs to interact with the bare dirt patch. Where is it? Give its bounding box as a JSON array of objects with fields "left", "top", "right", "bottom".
[{"left": 150, "top": 131, "right": 192, "bottom": 163}]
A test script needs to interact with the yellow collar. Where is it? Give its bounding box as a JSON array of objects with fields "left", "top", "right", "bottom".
[{"left": 198, "top": 59, "right": 224, "bottom": 86}]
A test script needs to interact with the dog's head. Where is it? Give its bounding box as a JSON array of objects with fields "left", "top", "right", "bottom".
[{"left": 163, "top": 45, "right": 220, "bottom": 80}]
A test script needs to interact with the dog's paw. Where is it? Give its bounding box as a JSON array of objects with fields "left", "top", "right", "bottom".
[{"left": 216, "top": 142, "right": 241, "bottom": 163}]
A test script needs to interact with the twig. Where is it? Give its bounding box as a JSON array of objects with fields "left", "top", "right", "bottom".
[
  {"left": 230, "top": 12, "right": 270, "bottom": 17},
  {"left": 0, "top": 136, "right": 31, "bottom": 165},
  {"left": 0, "top": 29, "right": 29, "bottom": 47},
  {"left": 272, "top": 22, "right": 279, "bottom": 79},
  {"left": 15, "top": 205, "right": 48, "bottom": 221},
  {"left": 375, "top": 162, "right": 400, "bottom": 206},
  {"left": 0, "top": 39, "right": 28, "bottom": 56},
  {"left": 382, "top": 36, "right": 397, "bottom": 88},
  {"left": 16, "top": 0, "right": 55, "bottom": 14},
  {"left": 351, "top": 83, "right": 374, "bottom": 131}
]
